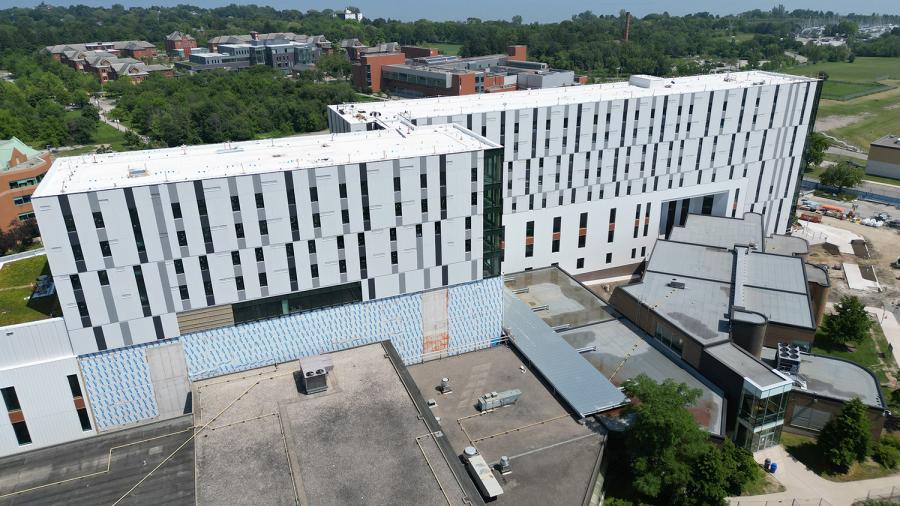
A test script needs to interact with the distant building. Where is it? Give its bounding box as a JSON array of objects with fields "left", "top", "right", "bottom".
[
  {"left": 43, "top": 42, "right": 171, "bottom": 83},
  {"left": 165, "top": 31, "right": 197, "bottom": 59},
  {"left": 340, "top": 8, "right": 363, "bottom": 22},
  {"left": 350, "top": 44, "right": 586, "bottom": 97},
  {"left": 865, "top": 134, "right": 900, "bottom": 180},
  {"left": 180, "top": 32, "right": 332, "bottom": 74},
  {"left": 0, "top": 138, "right": 51, "bottom": 230}
]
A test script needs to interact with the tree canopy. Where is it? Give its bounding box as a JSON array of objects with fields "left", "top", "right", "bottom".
[
  {"left": 819, "top": 161, "right": 865, "bottom": 193},
  {"left": 109, "top": 67, "right": 356, "bottom": 146},
  {"left": 804, "top": 132, "right": 830, "bottom": 171},
  {"left": 619, "top": 375, "right": 759, "bottom": 505},
  {"left": 821, "top": 295, "right": 873, "bottom": 347},
  {"left": 818, "top": 397, "right": 871, "bottom": 472}
]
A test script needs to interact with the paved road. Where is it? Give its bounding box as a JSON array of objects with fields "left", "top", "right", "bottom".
[
  {"left": 94, "top": 97, "right": 150, "bottom": 144},
  {"left": 0, "top": 416, "right": 194, "bottom": 506},
  {"left": 826, "top": 146, "right": 867, "bottom": 160},
  {"left": 728, "top": 445, "right": 900, "bottom": 505}
]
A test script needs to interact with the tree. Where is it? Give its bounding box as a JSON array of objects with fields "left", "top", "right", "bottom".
[
  {"left": 316, "top": 53, "right": 352, "bottom": 79},
  {"left": 821, "top": 295, "right": 873, "bottom": 346},
  {"left": 819, "top": 161, "right": 864, "bottom": 193},
  {"left": 818, "top": 398, "right": 870, "bottom": 472},
  {"left": 719, "top": 439, "right": 760, "bottom": 495},
  {"left": 622, "top": 375, "right": 727, "bottom": 504},
  {"left": 804, "top": 132, "right": 829, "bottom": 171}
]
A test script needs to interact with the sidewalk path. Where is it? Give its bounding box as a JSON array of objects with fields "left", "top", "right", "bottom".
[
  {"left": 728, "top": 445, "right": 900, "bottom": 505},
  {"left": 866, "top": 306, "right": 900, "bottom": 368}
]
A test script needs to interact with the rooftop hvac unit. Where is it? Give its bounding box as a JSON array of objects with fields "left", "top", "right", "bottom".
[
  {"left": 776, "top": 343, "right": 802, "bottom": 375},
  {"left": 297, "top": 355, "right": 334, "bottom": 395},
  {"left": 477, "top": 389, "right": 522, "bottom": 412}
]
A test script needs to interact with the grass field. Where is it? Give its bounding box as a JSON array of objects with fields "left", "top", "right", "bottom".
[
  {"left": 784, "top": 57, "right": 900, "bottom": 101},
  {"left": 56, "top": 118, "right": 130, "bottom": 158},
  {"left": 817, "top": 85, "right": 900, "bottom": 151},
  {"left": 0, "top": 255, "right": 60, "bottom": 326},
  {"left": 781, "top": 433, "right": 898, "bottom": 482},
  {"left": 421, "top": 42, "right": 462, "bottom": 56}
]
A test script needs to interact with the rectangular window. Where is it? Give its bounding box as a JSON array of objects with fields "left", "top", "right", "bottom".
[
  {"left": 72, "top": 244, "right": 84, "bottom": 262},
  {"left": 174, "top": 259, "right": 184, "bottom": 274},
  {"left": 258, "top": 272, "right": 268, "bottom": 287},
  {"left": 553, "top": 217, "right": 561, "bottom": 233},
  {"left": 93, "top": 211, "right": 104, "bottom": 228},
  {"left": 421, "top": 199, "right": 428, "bottom": 213},
  {"left": 70, "top": 274, "right": 81, "bottom": 290},
  {"left": 391, "top": 251, "right": 398, "bottom": 265},
  {"left": 179, "top": 285, "right": 189, "bottom": 300},
  {"left": 232, "top": 251, "right": 241, "bottom": 265},
  {"left": 171, "top": 202, "right": 182, "bottom": 219},
  {"left": 197, "top": 199, "right": 207, "bottom": 216},
  {"left": 465, "top": 238, "right": 471, "bottom": 252},
  {"left": 235, "top": 223, "right": 244, "bottom": 238},
  {"left": 312, "top": 213, "right": 321, "bottom": 228},
  {"left": 98, "top": 270, "right": 109, "bottom": 285},
  {"left": 236, "top": 276, "right": 245, "bottom": 291},
  {"left": 339, "top": 183, "right": 347, "bottom": 199},
  {"left": 177, "top": 231, "right": 187, "bottom": 246},
  {"left": 254, "top": 247, "right": 264, "bottom": 262},
  {"left": 67, "top": 374, "right": 83, "bottom": 398},
  {"left": 526, "top": 221, "right": 534, "bottom": 237},
  {"left": 579, "top": 212, "right": 588, "bottom": 229},
  {"left": 390, "top": 228, "right": 397, "bottom": 241},
  {"left": 552, "top": 239, "right": 560, "bottom": 253},
  {"left": 577, "top": 258, "right": 585, "bottom": 269},
  {"left": 395, "top": 202, "right": 402, "bottom": 217},
  {"left": 339, "top": 259, "right": 347, "bottom": 273},
  {"left": 471, "top": 192, "right": 477, "bottom": 206},
  {"left": 311, "top": 264, "right": 319, "bottom": 278},
  {"left": 2, "top": 386, "right": 22, "bottom": 411},
  {"left": 525, "top": 244, "right": 534, "bottom": 257},
  {"left": 420, "top": 173, "right": 428, "bottom": 188},
  {"left": 231, "top": 195, "right": 240, "bottom": 211},
  {"left": 471, "top": 167, "right": 478, "bottom": 182},
  {"left": 99, "top": 241, "right": 111, "bottom": 257},
  {"left": 310, "top": 187, "right": 318, "bottom": 202},
  {"left": 393, "top": 176, "right": 401, "bottom": 192},
  {"left": 578, "top": 235, "right": 586, "bottom": 248},
  {"left": 255, "top": 193, "right": 264, "bottom": 209},
  {"left": 259, "top": 220, "right": 268, "bottom": 235},
  {"left": 606, "top": 253, "right": 612, "bottom": 263},
  {"left": 342, "top": 209, "right": 350, "bottom": 224}
]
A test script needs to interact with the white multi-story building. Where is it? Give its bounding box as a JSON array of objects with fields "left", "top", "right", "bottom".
[
  {"left": 0, "top": 124, "right": 503, "bottom": 455},
  {"left": 330, "top": 71, "right": 819, "bottom": 280},
  {"left": 2, "top": 71, "right": 820, "bottom": 456}
]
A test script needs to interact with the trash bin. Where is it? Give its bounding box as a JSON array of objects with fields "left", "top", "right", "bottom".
[
  {"left": 763, "top": 458, "right": 771, "bottom": 471},
  {"left": 769, "top": 462, "right": 778, "bottom": 474}
]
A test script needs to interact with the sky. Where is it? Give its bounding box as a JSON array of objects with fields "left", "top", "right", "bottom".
[{"left": 4, "top": 0, "right": 899, "bottom": 22}]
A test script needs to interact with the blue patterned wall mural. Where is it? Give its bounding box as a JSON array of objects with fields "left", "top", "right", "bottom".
[
  {"left": 78, "top": 340, "right": 173, "bottom": 431},
  {"left": 181, "top": 277, "right": 502, "bottom": 381},
  {"left": 78, "top": 278, "right": 502, "bottom": 429}
]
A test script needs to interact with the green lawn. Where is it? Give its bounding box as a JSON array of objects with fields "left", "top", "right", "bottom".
[
  {"left": 784, "top": 57, "right": 900, "bottom": 84},
  {"left": 815, "top": 85, "right": 900, "bottom": 151},
  {"left": 805, "top": 155, "right": 900, "bottom": 187},
  {"left": 421, "top": 42, "right": 462, "bottom": 56},
  {"left": 0, "top": 255, "right": 60, "bottom": 326},
  {"left": 740, "top": 472, "right": 785, "bottom": 496},
  {"left": 812, "top": 323, "right": 899, "bottom": 386},
  {"left": 55, "top": 118, "right": 130, "bottom": 158},
  {"left": 781, "top": 433, "right": 898, "bottom": 482}
]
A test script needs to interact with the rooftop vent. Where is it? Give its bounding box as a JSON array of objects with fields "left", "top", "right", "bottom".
[
  {"left": 127, "top": 166, "right": 149, "bottom": 178},
  {"left": 776, "top": 343, "right": 802, "bottom": 375},
  {"left": 668, "top": 280, "right": 686, "bottom": 289}
]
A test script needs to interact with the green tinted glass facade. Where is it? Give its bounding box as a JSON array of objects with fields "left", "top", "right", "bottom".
[
  {"left": 482, "top": 148, "right": 503, "bottom": 278},
  {"left": 233, "top": 281, "right": 362, "bottom": 324}
]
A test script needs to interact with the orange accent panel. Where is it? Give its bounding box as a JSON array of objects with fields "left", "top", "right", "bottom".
[
  {"left": 8, "top": 410, "right": 24, "bottom": 424},
  {"left": 608, "top": 224, "right": 616, "bottom": 231},
  {"left": 552, "top": 232, "right": 561, "bottom": 240},
  {"left": 73, "top": 397, "right": 86, "bottom": 410},
  {"left": 578, "top": 227, "right": 588, "bottom": 236},
  {"left": 525, "top": 236, "right": 535, "bottom": 245}
]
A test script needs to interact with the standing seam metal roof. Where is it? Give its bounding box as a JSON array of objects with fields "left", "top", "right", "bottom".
[{"left": 503, "top": 290, "right": 626, "bottom": 416}]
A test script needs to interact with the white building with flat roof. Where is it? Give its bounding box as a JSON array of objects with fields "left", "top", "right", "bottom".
[
  {"left": 330, "top": 71, "right": 820, "bottom": 280},
  {"left": 0, "top": 124, "right": 505, "bottom": 454}
]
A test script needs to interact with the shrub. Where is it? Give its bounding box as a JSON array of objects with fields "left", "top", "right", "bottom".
[{"left": 871, "top": 442, "right": 899, "bottom": 469}]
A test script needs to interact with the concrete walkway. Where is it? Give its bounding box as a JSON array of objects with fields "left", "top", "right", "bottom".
[
  {"left": 866, "top": 306, "right": 900, "bottom": 368},
  {"left": 843, "top": 263, "right": 881, "bottom": 292},
  {"left": 794, "top": 221, "right": 862, "bottom": 254},
  {"left": 728, "top": 445, "right": 900, "bottom": 505}
]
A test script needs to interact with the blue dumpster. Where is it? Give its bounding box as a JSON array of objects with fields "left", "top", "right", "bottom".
[{"left": 769, "top": 462, "right": 778, "bottom": 474}]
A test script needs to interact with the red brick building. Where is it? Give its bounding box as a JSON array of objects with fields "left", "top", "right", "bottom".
[
  {"left": 0, "top": 138, "right": 51, "bottom": 231},
  {"left": 165, "top": 31, "right": 197, "bottom": 58},
  {"left": 351, "top": 52, "right": 406, "bottom": 93}
]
